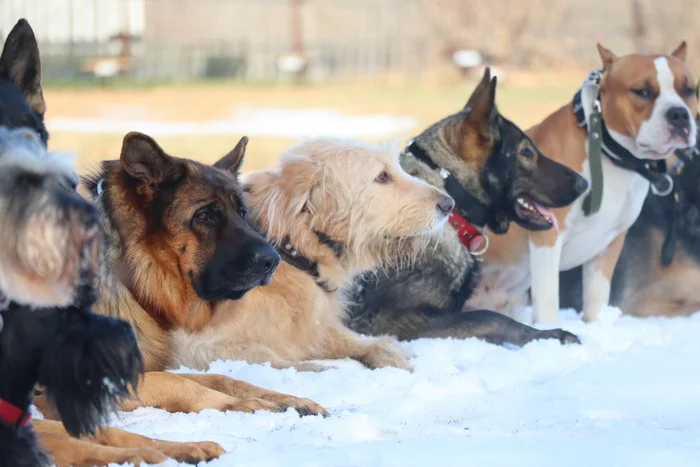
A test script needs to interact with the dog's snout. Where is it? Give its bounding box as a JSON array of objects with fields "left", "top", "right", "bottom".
[
  {"left": 436, "top": 195, "right": 455, "bottom": 215},
  {"left": 252, "top": 247, "right": 281, "bottom": 274},
  {"left": 666, "top": 106, "right": 691, "bottom": 130}
]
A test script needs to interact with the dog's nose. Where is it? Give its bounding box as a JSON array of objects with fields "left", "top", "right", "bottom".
[
  {"left": 252, "top": 247, "right": 281, "bottom": 273},
  {"left": 436, "top": 195, "right": 455, "bottom": 215},
  {"left": 666, "top": 106, "right": 691, "bottom": 131},
  {"left": 574, "top": 176, "right": 589, "bottom": 196}
]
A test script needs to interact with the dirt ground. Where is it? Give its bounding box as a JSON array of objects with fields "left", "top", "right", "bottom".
[{"left": 43, "top": 72, "right": 585, "bottom": 175}]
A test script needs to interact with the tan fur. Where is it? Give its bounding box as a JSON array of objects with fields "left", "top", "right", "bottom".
[
  {"left": 171, "top": 138, "right": 451, "bottom": 371},
  {"left": 35, "top": 419, "right": 224, "bottom": 467},
  {"left": 618, "top": 230, "right": 700, "bottom": 318}
]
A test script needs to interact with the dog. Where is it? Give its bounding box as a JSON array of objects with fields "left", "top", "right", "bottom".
[
  {"left": 169, "top": 137, "right": 455, "bottom": 371},
  {"left": 35, "top": 132, "right": 329, "bottom": 465},
  {"left": 468, "top": 43, "right": 698, "bottom": 324},
  {"left": 560, "top": 111, "right": 700, "bottom": 318},
  {"left": 0, "top": 20, "right": 143, "bottom": 467},
  {"left": 345, "top": 69, "right": 584, "bottom": 345},
  {"left": 0, "top": 128, "right": 142, "bottom": 466}
]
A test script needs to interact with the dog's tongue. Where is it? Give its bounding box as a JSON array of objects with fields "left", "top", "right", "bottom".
[{"left": 533, "top": 202, "right": 560, "bottom": 234}]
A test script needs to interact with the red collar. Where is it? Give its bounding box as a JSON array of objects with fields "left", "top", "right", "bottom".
[
  {"left": 0, "top": 398, "right": 32, "bottom": 428},
  {"left": 448, "top": 211, "right": 488, "bottom": 255}
]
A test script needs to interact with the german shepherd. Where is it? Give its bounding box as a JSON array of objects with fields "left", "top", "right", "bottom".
[
  {"left": 347, "top": 69, "right": 586, "bottom": 345},
  {"left": 561, "top": 111, "right": 700, "bottom": 318},
  {"left": 34, "top": 132, "right": 329, "bottom": 466}
]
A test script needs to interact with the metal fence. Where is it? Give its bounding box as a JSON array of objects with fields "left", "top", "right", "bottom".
[{"left": 2, "top": 0, "right": 699, "bottom": 83}]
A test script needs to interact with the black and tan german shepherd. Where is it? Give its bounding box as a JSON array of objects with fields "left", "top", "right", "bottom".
[{"left": 347, "top": 69, "right": 587, "bottom": 346}]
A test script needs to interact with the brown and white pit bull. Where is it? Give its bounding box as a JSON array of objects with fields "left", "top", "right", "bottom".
[{"left": 468, "top": 42, "right": 698, "bottom": 324}]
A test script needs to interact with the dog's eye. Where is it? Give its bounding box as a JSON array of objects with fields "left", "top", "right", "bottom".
[
  {"left": 521, "top": 147, "right": 536, "bottom": 159},
  {"left": 375, "top": 171, "right": 392, "bottom": 184},
  {"left": 193, "top": 207, "right": 217, "bottom": 227},
  {"left": 60, "top": 176, "right": 78, "bottom": 192},
  {"left": 680, "top": 86, "right": 697, "bottom": 99},
  {"left": 238, "top": 206, "right": 247, "bottom": 218},
  {"left": 631, "top": 88, "right": 655, "bottom": 100}
]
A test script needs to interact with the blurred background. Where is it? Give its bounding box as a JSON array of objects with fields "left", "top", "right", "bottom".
[{"left": 2, "top": 0, "right": 698, "bottom": 172}]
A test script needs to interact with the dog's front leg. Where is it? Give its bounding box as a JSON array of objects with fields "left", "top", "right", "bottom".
[
  {"left": 178, "top": 374, "right": 328, "bottom": 417},
  {"left": 35, "top": 419, "right": 224, "bottom": 466},
  {"left": 118, "top": 371, "right": 285, "bottom": 414},
  {"left": 529, "top": 233, "right": 564, "bottom": 324},
  {"left": 35, "top": 420, "right": 169, "bottom": 467},
  {"left": 320, "top": 325, "right": 413, "bottom": 371},
  {"left": 582, "top": 230, "right": 627, "bottom": 322}
]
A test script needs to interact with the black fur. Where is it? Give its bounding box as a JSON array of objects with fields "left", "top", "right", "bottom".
[
  {"left": 0, "top": 18, "right": 143, "bottom": 467},
  {"left": 0, "top": 19, "right": 47, "bottom": 144},
  {"left": 348, "top": 69, "right": 583, "bottom": 346}
]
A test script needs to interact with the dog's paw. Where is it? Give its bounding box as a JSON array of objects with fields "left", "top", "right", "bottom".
[
  {"left": 222, "top": 397, "right": 285, "bottom": 414},
  {"left": 544, "top": 329, "right": 581, "bottom": 345},
  {"left": 158, "top": 440, "right": 226, "bottom": 464},
  {"left": 292, "top": 361, "right": 333, "bottom": 372},
  {"left": 358, "top": 337, "right": 413, "bottom": 371},
  {"left": 109, "top": 448, "right": 170, "bottom": 466},
  {"left": 260, "top": 393, "right": 329, "bottom": 417}
]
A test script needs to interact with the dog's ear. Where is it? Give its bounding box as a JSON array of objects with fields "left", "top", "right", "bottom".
[
  {"left": 0, "top": 19, "right": 46, "bottom": 116},
  {"left": 120, "top": 132, "right": 181, "bottom": 184},
  {"left": 596, "top": 43, "right": 616, "bottom": 71},
  {"left": 278, "top": 155, "right": 323, "bottom": 216},
  {"left": 214, "top": 136, "right": 248, "bottom": 175},
  {"left": 462, "top": 69, "right": 498, "bottom": 148},
  {"left": 464, "top": 67, "right": 491, "bottom": 111},
  {"left": 670, "top": 41, "right": 687, "bottom": 62}
]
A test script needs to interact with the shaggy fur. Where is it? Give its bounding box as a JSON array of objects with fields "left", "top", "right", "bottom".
[
  {"left": 345, "top": 69, "right": 583, "bottom": 345},
  {"left": 170, "top": 137, "right": 454, "bottom": 371}
]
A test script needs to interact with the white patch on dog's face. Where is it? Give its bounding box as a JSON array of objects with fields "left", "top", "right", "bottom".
[{"left": 631, "top": 57, "right": 697, "bottom": 159}]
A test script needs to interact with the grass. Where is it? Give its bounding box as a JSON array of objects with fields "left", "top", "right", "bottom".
[{"left": 43, "top": 71, "right": 585, "bottom": 175}]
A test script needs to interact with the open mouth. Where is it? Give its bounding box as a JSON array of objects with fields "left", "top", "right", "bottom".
[{"left": 514, "top": 196, "right": 559, "bottom": 234}]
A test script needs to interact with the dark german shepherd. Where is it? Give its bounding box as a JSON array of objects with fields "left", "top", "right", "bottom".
[{"left": 348, "top": 69, "right": 587, "bottom": 346}]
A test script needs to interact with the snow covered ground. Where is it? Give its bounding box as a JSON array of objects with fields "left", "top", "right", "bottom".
[{"left": 101, "top": 307, "right": 700, "bottom": 467}]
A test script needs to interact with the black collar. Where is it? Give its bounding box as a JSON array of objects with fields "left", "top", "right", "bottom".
[
  {"left": 275, "top": 231, "right": 344, "bottom": 293},
  {"left": 405, "top": 141, "right": 490, "bottom": 227},
  {"left": 572, "top": 89, "right": 673, "bottom": 196}
]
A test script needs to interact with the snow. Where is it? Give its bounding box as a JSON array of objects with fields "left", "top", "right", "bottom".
[
  {"left": 103, "top": 307, "right": 700, "bottom": 467},
  {"left": 46, "top": 108, "right": 417, "bottom": 139}
]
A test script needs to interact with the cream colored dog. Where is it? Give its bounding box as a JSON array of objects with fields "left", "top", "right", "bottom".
[{"left": 171, "top": 137, "right": 455, "bottom": 371}]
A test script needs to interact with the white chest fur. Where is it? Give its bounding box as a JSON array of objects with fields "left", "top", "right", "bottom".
[{"left": 559, "top": 155, "right": 649, "bottom": 270}]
